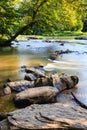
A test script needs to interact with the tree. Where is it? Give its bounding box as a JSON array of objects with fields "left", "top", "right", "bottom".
[
  {"left": 0, "top": 0, "right": 87, "bottom": 46},
  {"left": 0, "top": 0, "right": 19, "bottom": 39}
]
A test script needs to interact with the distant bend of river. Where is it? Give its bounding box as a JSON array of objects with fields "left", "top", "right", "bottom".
[{"left": 0, "top": 38, "right": 87, "bottom": 112}]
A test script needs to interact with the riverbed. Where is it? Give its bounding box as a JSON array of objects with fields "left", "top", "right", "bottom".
[{"left": 0, "top": 38, "right": 87, "bottom": 112}]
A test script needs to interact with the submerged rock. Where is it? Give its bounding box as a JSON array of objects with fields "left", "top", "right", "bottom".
[
  {"left": 49, "top": 49, "right": 74, "bottom": 60},
  {"left": 0, "top": 103, "right": 87, "bottom": 130}
]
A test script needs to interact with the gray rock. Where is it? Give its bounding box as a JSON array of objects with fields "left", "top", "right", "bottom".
[
  {"left": 4, "top": 80, "right": 34, "bottom": 92},
  {"left": 51, "top": 73, "right": 79, "bottom": 90},
  {"left": 34, "top": 77, "right": 53, "bottom": 87},
  {"left": 24, "top": 73, "right": 37, "bottom": 81},
  {"left": 0, "top": 103, "right": 87, "bottom": 130},
  {"left": 14, "top": 86, "right": 58, "bottom": 107},
  {"left": 3, "top": 86, "right": 11, "bottom": 95},
  {"left": 25, "top": 67, "right": 45, "bottom": 77}
]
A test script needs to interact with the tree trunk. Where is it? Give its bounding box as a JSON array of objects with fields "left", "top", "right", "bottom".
[
  {"left": 3, "top": 21, "right": 35, "bottom": 45},
  {"left": 2, "top": 0, "right": 49, "bottom": 46}
]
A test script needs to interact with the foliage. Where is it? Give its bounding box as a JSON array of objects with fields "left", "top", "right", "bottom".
[
  {"left": 0, "top": 0, "right": 87, "bottom": 41},
  {"left": 0, "top": 0, "right": 20, "bottom": 39}
]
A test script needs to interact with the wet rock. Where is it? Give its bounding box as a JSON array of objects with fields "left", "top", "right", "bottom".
[
  {"left": 34, "top": 77, "right": 53, "bottom": 87},
  {"left": 25, "top": 67, "right": 45, "bottom": 78},
  {"left": 13, "top": 74, "right": 79, "bottom": 108},
  {"left": 21, "top": 65, "right": 27, "bottom": 68},
  {"left": 60, "top": 75, "right": 79, "bottom": 89},
  {"left": 0, "top": 113, "right": 8, "bottom": 121},
  {"left": 14, "top": 86, "right": 58, "bottom": 107},
  {"left": 4, "top": 80, "right": 34, "bottom": 92},
  {"left": 51, "top": 73, "right": 79, "bottom": 91},
  {"left": 24, "top": 73, "right": 37, "bottom": 81},
  {"left": 0, "top": 103, "right": 87, "bottom": 130},
  {"left": 49, "top": 51, "right": 58, "bottom": 60},
  {"left": 44, "top": 39, "right": 67, "bottom": 43},
  {"left": 49, "top": 49, "right": 74, "bottom": 60},
  {"left": 6, "top": 78, "right": 11, "bottom": 83},
  {"left": 59, "top": 43, "right": 64, "bottom": 46},
  {"left": 3, "top": 86, "right": 11, "bottom": 95}
]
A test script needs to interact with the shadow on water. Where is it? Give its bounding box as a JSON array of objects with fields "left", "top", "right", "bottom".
[{"left": 0, "top": 39, "right": 87, "bottom": 112}]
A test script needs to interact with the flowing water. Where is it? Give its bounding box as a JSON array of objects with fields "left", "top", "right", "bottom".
[{"left": 0, "top": 38, "right": 87, "bottom": 112}]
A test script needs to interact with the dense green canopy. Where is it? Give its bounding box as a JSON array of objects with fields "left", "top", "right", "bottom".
[{"left": 0, "top": 0, "right": 87, "bottom": 42}]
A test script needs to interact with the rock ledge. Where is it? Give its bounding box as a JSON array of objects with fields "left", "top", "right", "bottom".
[{"left": 0, "top": 103, "right": 87, "bottom": 130}]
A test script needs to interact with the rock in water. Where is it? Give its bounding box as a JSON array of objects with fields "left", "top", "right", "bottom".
[
  {"left": 51, "top": 73, "right": 79, "bottom": 90},
  {"left": 3, "top": 86, "right": 11, "bottom": 95},
  {"left": 14, "top": 86, "right": 58, "bottom": 108},
  {"left": 4, "top": 80, "right": 34, "bottom": 92},
  {"left": 25, "top": 67, "right": 45, "bottom": 77},
  {"left": 34, "top": 77, "right": 53, "bottom": 87},
  {"left": 0, "top": 103, "right": 87, "bottom": 130},
  {"left": 24, "top": 73, "right": 37, "bottom": 81}
]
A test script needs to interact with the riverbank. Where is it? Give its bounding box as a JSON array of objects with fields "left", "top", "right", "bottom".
[{"left": 1, "top": 31, "right": 87, "bottom": 47}]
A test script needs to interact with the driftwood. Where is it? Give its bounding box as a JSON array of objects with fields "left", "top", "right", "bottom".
[
  {"left": 14, "top": 86, "right": 58, "bottom": 107},
  {"left": 71, "top": 92, "right": 87, "bottom": 109},
  {"left": 0, "top": 103, "right": 87, "bottom": 130}
]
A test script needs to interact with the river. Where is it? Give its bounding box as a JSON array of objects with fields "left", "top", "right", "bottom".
[{"left": 0, "top": 38, "right": 87, "bottom": 112}]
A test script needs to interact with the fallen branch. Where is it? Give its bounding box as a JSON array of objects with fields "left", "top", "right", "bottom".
[{"left": 71, "top": 92, "right": 87, "bottom": 109}]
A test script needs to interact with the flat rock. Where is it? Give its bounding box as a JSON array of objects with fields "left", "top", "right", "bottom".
[{"left": 0, "top": 103, "right": 87, "bottom": 130}]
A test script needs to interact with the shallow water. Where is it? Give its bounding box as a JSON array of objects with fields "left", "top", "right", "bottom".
[{"left": 0, "top": 38, "right": 87, "bottom": 112}]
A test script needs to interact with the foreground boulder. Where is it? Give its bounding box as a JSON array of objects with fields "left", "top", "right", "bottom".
[
  {"left": 14, "top": 86, "right": 58, "bottom": 107},
  {"left": 14, "top": 75, "right": 79, "bottom": 108},
  {"left": 0, "top": 103, "right": 87, "bottom": 130}
]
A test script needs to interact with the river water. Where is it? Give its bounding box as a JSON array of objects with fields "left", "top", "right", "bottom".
[{"left": 0, "top": 38, "right": 87, "bottom": 112}]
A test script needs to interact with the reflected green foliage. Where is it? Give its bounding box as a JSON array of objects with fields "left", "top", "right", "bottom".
[{"left": 0, "top": 0, "right": 87, "bottom": 41}]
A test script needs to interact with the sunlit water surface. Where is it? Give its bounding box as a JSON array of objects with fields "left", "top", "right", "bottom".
[{"left": 0, "top": 38, "right": 87, "bottom": 112}]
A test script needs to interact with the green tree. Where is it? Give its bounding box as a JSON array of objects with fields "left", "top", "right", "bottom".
[
  {"left": 0, "top": 0, "right": 19, "bottom": 39},
  {"left": 0, "top": 0, "right": 87, "bottom": 46}
]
